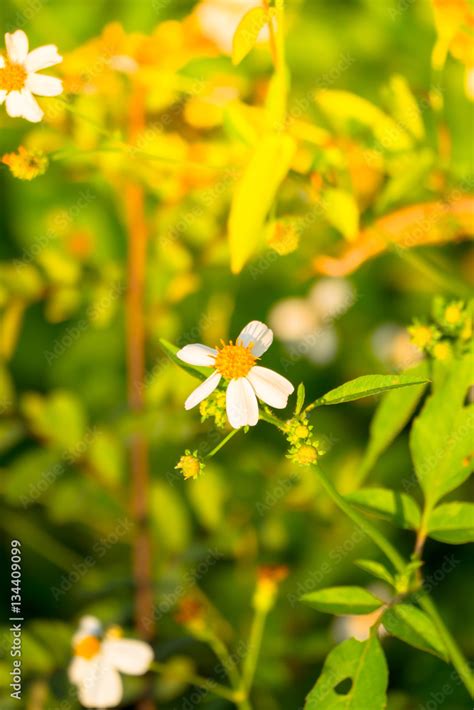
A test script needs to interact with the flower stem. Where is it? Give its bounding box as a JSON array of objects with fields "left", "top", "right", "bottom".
[
  {"left": 241, "top": 606, "right": 268, "bottom": 696},
  {"left": 124, "top": 82, "right": 154, "bottom": 644},
  {"left": 206, "top": 428, "right": 239, "bottom": 458}
]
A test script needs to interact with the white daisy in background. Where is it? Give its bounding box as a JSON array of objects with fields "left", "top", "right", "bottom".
[
  {"left": 0, "top": 30, "right": 62, "bottom": 122},
  {"left": 69, "top": 616, "right": 153, "bottom": 709},
  {"left": 177, "top": 320, "right": 294, "bottom": 428},
  {"left": 195, "top": 0, "right": 270, "bottom": 53}
]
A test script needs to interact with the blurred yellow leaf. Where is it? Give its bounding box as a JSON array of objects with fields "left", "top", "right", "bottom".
[
  {"left": 386, "top": 75, "right": 425, "bottom": 141},
  {"left": 228, "top": 133, "right": 296, "bottom": 273},
  {"left": 322, "top": 188, "right": 360, "bottom": 241},
  {"left": 316, "top": 89, "right": 413, "bottom": 152},
  {"left": 265, "top": 68, "right": 290, "bottom": 131},
  {"left": 314, "top": 196, "right": 474, "bottom": 276},
  {"left": 232, "top": 7, "right": 269, "bottom": 65}
]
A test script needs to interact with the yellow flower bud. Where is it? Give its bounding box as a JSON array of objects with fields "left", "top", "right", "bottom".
[{"left": 2, "top": 146, "right": 48, "bottom": 180}]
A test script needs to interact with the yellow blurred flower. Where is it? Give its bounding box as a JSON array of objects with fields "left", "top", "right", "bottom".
[{"left": 2, "top": 145, "right": 48, "bottom": 180}]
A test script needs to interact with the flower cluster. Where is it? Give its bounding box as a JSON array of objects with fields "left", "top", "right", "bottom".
[
  {"left": 408, "top": 297, "right": 472, "bottom": 361},
  {"left": 285, "top": 412, "right": 323, "bottom": 466},
  {"left": 199, "top": 388, "right": 227, "bottom": 428},
  {"left": 1, "top": 146, "right": 48, "bottom": 180}
]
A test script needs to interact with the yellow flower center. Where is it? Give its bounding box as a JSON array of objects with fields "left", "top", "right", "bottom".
[
  {"left": 444, "top": 305, "right": 462, "bottom": 324},
  {"left": 74, "top": 635, "right": 101, "bottom": 660},
  {"left": 0, "top": 61, "right": 27, "bottom": 91},
  {"left": 213, "top": 340, "right": 257, "bottom": 379}
]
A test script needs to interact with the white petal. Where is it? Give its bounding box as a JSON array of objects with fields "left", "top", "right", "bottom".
[
  {"left": 0, "top": 56, "right": 5, "bottom": 69},
  {"left": 177, "top": 343, "right": 217, "bottom": 366},
  {"left": 6, "top": 89, "right": 43, "bottom": 122},
  {"left": 237, "top": 320, "right": 273, "bottom": 356},
  {"left": 77, "top": 615, "right": 103, "bottom": 636},
  {"left": 77, "top": 657, "right": 122, "bottom": 709},
  {"left": 25, "top": 44, "right": 62, "bottom": 72},
  {"left": 226, "top": 377, "right": 259, "bottom": 428},
  {"left": 185, "top": 371, "right": 221, "bottom": 410},
  {"left": 102, "top": 639, "right": 153, "bottom": 675},
  {"left": 5, "top": 30, "right": 29, "bottom": 63},
  {"left": 247, "top": 366, "right": 294, "bottom": 408},
  {"left": 5, "top": 91, "right": 25, "bottom": 117},
  {"left": 0, "top": 90, "right": 6, "bottom": 105},
  {"left": 68, "top": 656, "right": 89, "bottom": 684},
  {"left": 26, "top": 72, "right": 62, "bottom": 96}
]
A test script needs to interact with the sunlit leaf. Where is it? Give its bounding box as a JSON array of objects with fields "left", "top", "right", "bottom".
[
  {"left": 228, "top": 133, "right": 296, "bottom": 273},
  {"left": 358, "top": 361, "right": 429, "bottom": 481},
  {"left": 304, "top": 636, "right": 388, "bottom": 709},
  {"left": 232, "top": 7, "right": 269, "bottom": 65},
  {"left": 427, "top": 502, "right": 474, "bottom": 544},
  {"left": 309, "top": 373, "right": 429, "bottom": 408},
  {"left": 315, "top": 89, "right": 413, "bottom": 152},
  {"left": 301, "top": 586, "right": 384, "bottom": 615},
  {"left": 385, "top": 75, "right": 425, "bottom": 141},
  {"left": 346, "top": 488, "right": 421, "bottom": 529},
  {"left": 354, "top": 559, "right": 395, "bottom": 586},
  {"left": 382, "top": 604, "right": 448, "bottom": 659},
  {"left": 410, "top": 353, "right": 474, "bottom": 506}
]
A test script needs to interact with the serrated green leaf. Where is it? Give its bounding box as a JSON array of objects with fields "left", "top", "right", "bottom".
[
  {"left": 228, "top": 133, "right": 296, "bottom": 273},
  {"left": 410, "top": 353, "right": 474, "bottom": 506},
  {"left": 427, "top": 502, "right": 474, "bottom": 544},
  {"left": 301, "top": 586, "right": 383, "bottom": 615},
  {"left": 159, "top": 338, "right": 211, "bottom": 381},
  {"left": 354, "top": 560, "right": 395, "bottom": 586},
  {"left": 358, "top": 362, "right": 428, "bottom": 482},
  {"left": 304, "top": 636, "right": 388, "bottom": 709},
  {"left": 309, "top": 373, "right": 429, "bottom": 408},
  {"left": 232, "top": 6, "right": 269, "bottom": 65},
  {"left": 295, "top": 383, "right": 306, "bottom": 415},
  {"left": 346, "top": 488, "right": 421, "bottom": 529},
  {"left": 382, "top": 604, "right": 448, "bottom": 660}
]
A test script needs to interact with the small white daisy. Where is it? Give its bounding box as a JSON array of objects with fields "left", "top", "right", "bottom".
[
  {"left": 0, "top": 30, "right": 62, "bottom": 123},
  {"left": 177, "top": 320, "right": 294, "bottom": 429},
  {"left": 68, "top": 616, "right": 153, "bottom": 709}
]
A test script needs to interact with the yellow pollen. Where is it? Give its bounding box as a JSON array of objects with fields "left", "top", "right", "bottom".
[
  {"left": 0, "top": 62, "right": 27, "bottom": 91},
  {"left": 74, "top": 635, "right": 101, "bottom": 660},
  {"left": 213, "top": 340, "right": 257, "bottom": 379}
]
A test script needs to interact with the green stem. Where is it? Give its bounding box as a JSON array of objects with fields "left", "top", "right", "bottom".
[
  {"left": 208, "top": 634, "right": 242, "bottom": 691},
  {"left": 389, "top": 244, "right": 470, "bottom": 298},
  {"left": 149, "top": 661, "right": 238, "bottom": 702},
  {"left": 241, "top": 607, "right": 268, "bottom": 695},
  {"left": 206, "top": 428, "right": 239, "bottom": 458},
  {"left": 312, "top": 463, "right": 406, "bottom": 572},
  {"left": 260, "top": 410, "right": 287, "bottom": 431}
]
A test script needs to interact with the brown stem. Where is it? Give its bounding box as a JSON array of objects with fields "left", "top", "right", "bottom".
[{"left": 124, "top": 83, "right": 154, "bottom": 648}]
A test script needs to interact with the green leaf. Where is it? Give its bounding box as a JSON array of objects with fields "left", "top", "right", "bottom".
[
  {"left": 304, "top": 636, "right": 388, "bottom": 709},
  {"left": 21, "top": 390, "right": 86, "bottom": 451},
  {"left": 410, "top": 353, "right": 473, "bottom": 506},
  {"left": 354, "top": 560, "right": 395, "bottom": 586},
  {"left": 322, "top": 188, "right": 359, "bottom": 241},
  {"left": 232, "top": 6, "right": 269, "bottom": 65},
  {"left": 382, "top": 604, "right": 448, "bottom": 660},
  {"left": 427, "top": 502, "right": 474, "bottom": 544},
  {"left": 159, "top": 338, "right": 211, "bottom": 381},
  {"left": 301, "top": 586, "right": 383, "bottom": 615},
  {"left": 358, "top": 362, "right": 428, "bottom": 481},
  {"left": 309, "top": 373, "right": 429, "bottom": 408},
  {"left": 295, "top": 383, "right": 306, "bottom": 415},
  {"left": 385, "top": 75, "right": 425, "bottom": 141},
  {"left": 228, "top": 133, "right": 296, "bottom": 274},
  {"left": 346, "top": 488, "right": 421, "bottom": 529}
]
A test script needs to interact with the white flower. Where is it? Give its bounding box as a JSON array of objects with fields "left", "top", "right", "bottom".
[
  {"left": 69, "top": 616, "right": 153, "bottom": 709},
  {"left": 0, "top": 30, "right": 62, "bottom": 123},
  {"left": 177, "top": 320, "right": 294, "bottom": 429}
]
